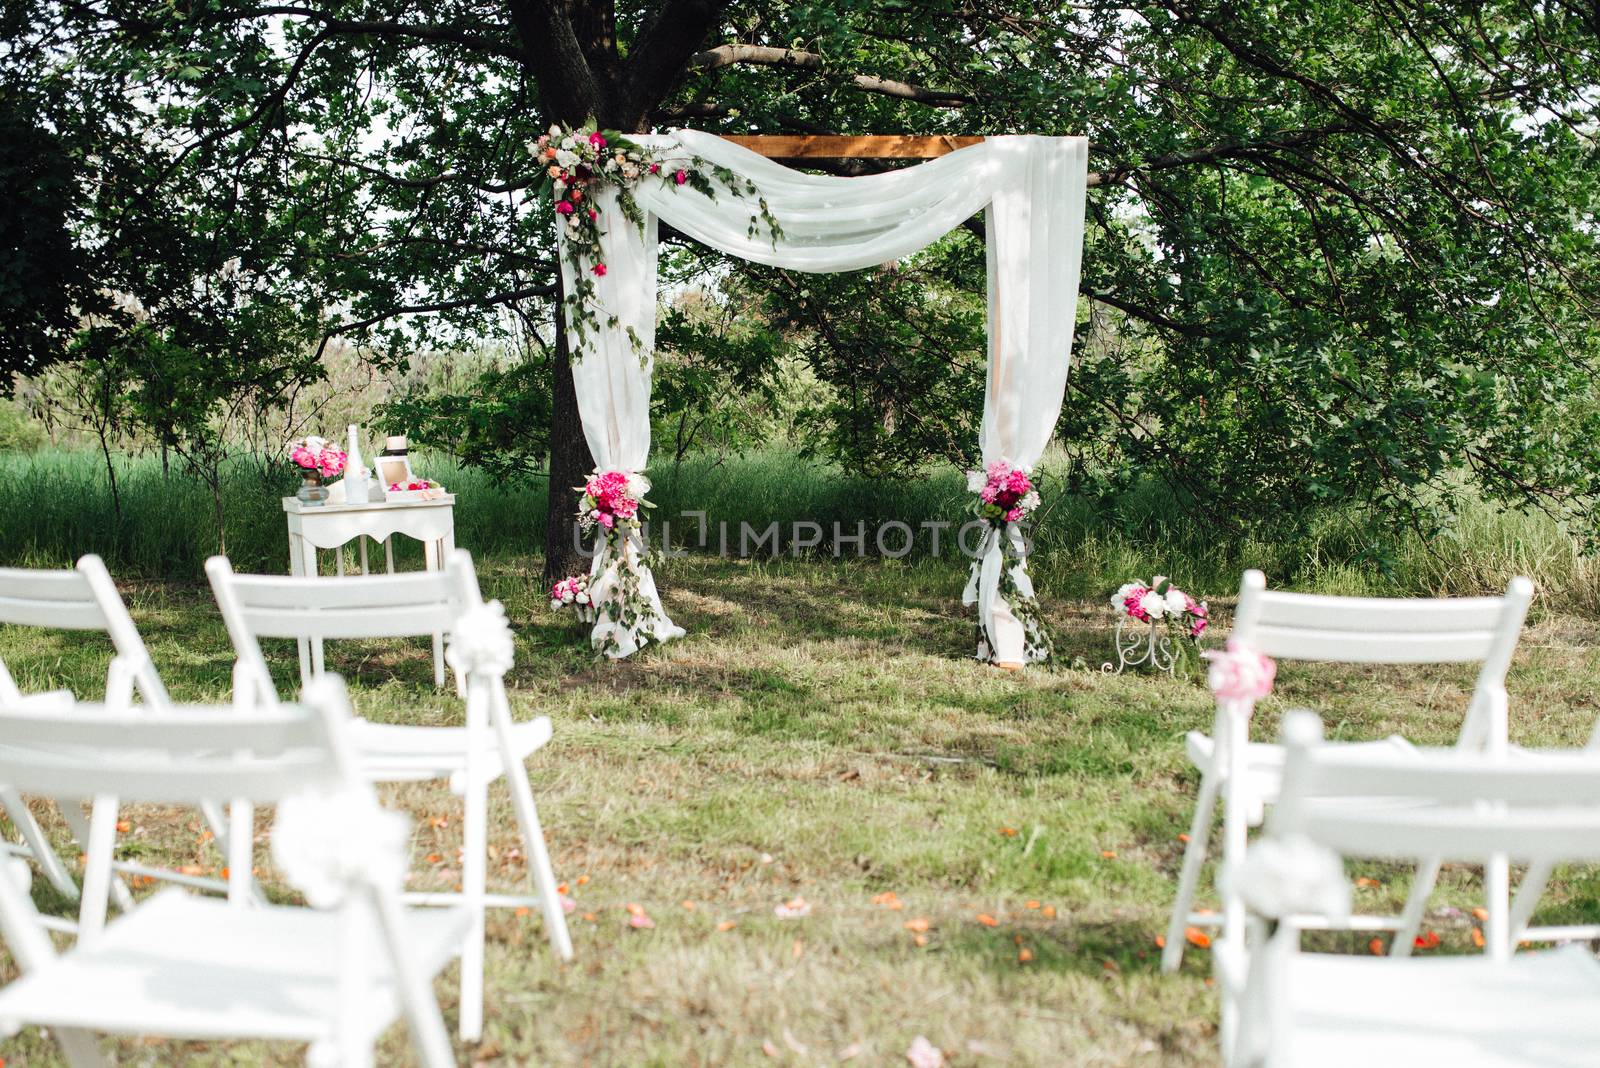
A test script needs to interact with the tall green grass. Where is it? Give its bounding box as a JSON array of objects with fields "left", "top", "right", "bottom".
[{"left": 1, "top": 447, "right": 1595, "bottom": 607}]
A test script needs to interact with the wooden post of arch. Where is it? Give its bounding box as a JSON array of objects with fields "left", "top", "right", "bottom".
[{"left": 718, "top": 135, "right": 984, "bottom": 160}]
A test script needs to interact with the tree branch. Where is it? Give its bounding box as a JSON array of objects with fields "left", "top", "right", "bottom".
[
  {"left": 1087, "top": 124, "right": 1367, "bottom": 187},
  {"left": 619, "top": 0, "right": 734, "bottom": 129},
  {"left": 689, "top": 44, "right": 971, "bottom": 107}
]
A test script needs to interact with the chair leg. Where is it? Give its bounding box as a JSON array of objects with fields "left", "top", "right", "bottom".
[
  {"left": 1390, "top": 856, "right": 1442, "bottom": 958},
  {"left": 1162, "top": 769, "right": 1220, "bottom": 973},
  {"left": 75, "top": 797, "right": 119, "bottom": 944},
  {"left": 55, "top": 1028, "right": 109, "bottom": 1068},
  {"left": 57, "top": 800, "right": 133, "bottom": 915},
  {"left": 492, "top": 690, "right": 573, "bottom": 961},
  {"left": 1485, "top": 853, "right": 1510, "bottom": 963},
  {"left": 458, "top": 696, "right": 488, "bottom": 1043},
  {"left": 1, "top": 788, "right": 79, "bottom": 901},
  {"left": 1509, "top": 859, "right": 1555, "bottom": 947}
]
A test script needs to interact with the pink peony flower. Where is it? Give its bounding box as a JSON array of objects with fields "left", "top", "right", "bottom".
[
  {"left": 674, "top": 169, "right": 687, "bottom": 185},
  {"left": 556, "top": 200, "right": 575, "bottom": 216},
  {"left": 1007, "top": 469, "right": 1031, "bottom": 495},
  {"left": 592, "top": 263, "right": 607, "bottom": 276},
  {"left": 1004, "top": 507, "right": 1024, "bottom": 523},
  {"left": 588, "top": 131, "right": 606, "bottom": 149},
  {"left": 649, "top": 162, "right": 660, "bottom": 174},
  {"left": 598, "top": 513, "right": 614, "bottom": 530},
  {"left": 1123, "top": 586, "right": 1150, "bottom": 622},
  {"left": 290, "top": 447, "right": 315, "bottom": 469},
  {"left": 1205, "top": 640, "right": 1276, "bottom": 702}
]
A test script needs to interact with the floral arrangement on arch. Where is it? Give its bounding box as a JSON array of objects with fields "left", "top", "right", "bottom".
[
  {"left": 1112, "top": 575, "right": 1208, "bottom": 673},
  {"left": 549, "top": 574, "right": 593, "bottom": 620},
  {"left": 573, "top": 468, "right": 672, "bottom": 656},
  {"left": 965, "top": 459, "right": 1052, "bottom": 662},
  {"left": 533, "top": 121, "right": 780, "bottom": 358},
  {"left": 287, "top": 436, "right": 346, "bottom": 482}
]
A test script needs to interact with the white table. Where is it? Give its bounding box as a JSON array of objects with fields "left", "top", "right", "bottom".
[{"left": 282, "top": 494, "right": 457, "bottom": 686}]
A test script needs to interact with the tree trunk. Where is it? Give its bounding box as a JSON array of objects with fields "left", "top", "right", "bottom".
[
  {"left": 518, "top": 0, "right": 730, "bottom": 582},
  {"left": 543, "top": 273, "right": 594, "bottom": 582}
]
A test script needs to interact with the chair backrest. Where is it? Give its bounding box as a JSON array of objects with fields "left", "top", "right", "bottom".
[
  {"left": 1231, "top": 570, "right": 1533, "bottom": 749},
  {"left": 0, "top": 683, "right": 356, "bottom": 805},
  {"left": 0, "top": 555, "right": 170, "bottom": 706},
  {"left": 206, "top": 550, "right": 485, "bottom": 700},
  {"left": 1273, "top": 710, "right": 1600, "bottom": 866}
]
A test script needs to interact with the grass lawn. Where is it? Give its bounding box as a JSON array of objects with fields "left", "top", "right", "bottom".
[{"left": 4, "top": 554, "right": 1600, "bottom": 1065}]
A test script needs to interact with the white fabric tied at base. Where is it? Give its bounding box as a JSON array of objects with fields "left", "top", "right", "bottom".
[
  {"left": 961, "top": 521, "right": 1038, "bottom": 665},
  {"left": 586, "top": 527, "right": 685, "bottom": 659},
  {"left": 556, "top": 130, "right": 1088, "bottom": 661}
]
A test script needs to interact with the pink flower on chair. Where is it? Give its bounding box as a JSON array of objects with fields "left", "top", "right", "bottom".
[{"left": 1204, "top": 640, "right": 1276, "bottom": 702}]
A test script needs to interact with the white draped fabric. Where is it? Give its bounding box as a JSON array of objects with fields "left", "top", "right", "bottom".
[{"left": 557, "top": 129, "right": 1088, "bottom": 662}]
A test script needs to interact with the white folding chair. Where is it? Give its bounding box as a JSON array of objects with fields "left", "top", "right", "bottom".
[
  {"left": 0, "top": 555, "right": 241, "bottom": 927},
  {"left": 206, "top": 549, "right": 573, "bottom": 1043},
  {"left": 1162, "top": 570, "right": 1533, "bottom": 972},
  {"left": 0, "top": 676, "right": 460, "bottom": 1068},
  {"left": 1219, "top": 710, "right": 1600, "bottom": 1068}
]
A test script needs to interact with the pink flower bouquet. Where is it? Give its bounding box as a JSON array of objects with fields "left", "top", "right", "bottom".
[
  {"left": 967, "top": 460, "right": 1041, "bottom": 527},
  {"left": 577, "top": 468, "right": 651, "bottom": 535},
  {"left": 286, "top": 436, "right": 347, "bottom": 481}
]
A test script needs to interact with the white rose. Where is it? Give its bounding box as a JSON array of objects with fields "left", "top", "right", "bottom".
[
  {"left": 1111, "top": 582, "right": 1137, "bottom": 609},
  {"left": 1165, "top": 588, "right": 1187, "bottom": 615},
  {"left": 550, "top": 599, "right": 562, "bottom": 611},
  {"left": 576, "top": 592, "right": 590, "bottom": 605},
  {"left": 1020, "top": 491, "right": 1040, "bottom": 511},
  {"left": 556, "top": 148, "right": 579, "bottom": 168},
  {"left": 625, "top": 472, "right": 652, "bottom": 498},
  {"left": 966, "top": 470, "right": 986, "bottom": 493},
  {"left": 1139, "top": 591, "right": 1166, "bottom": 620},
  {"left": 561, "top": 590, "right": 574, "bottom": 604},
  {"left": 548, "top": 124, "right": 561, "bottom": 138}
]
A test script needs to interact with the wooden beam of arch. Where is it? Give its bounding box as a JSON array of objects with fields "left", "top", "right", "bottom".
[{"left": 719, "top": 135, "right": 984, "bottom": 160}]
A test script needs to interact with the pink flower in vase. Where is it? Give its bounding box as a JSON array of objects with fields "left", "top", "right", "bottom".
[{"left": 290, "top": 447, "right": 315, "bottom": 469}]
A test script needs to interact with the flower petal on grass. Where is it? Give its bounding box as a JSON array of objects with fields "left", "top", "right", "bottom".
[
  {"left": 906, "top": 1035, "right": 945, "bottom": 1068},
  {"left": 1184, "top": 926, "right": 1211, "bottom": 949},
  {"left": 775, "top": 897, "right": 812, "bottom": 919},
  {"left": 975, "top": 913, "right": 999, "bottom": 927}
]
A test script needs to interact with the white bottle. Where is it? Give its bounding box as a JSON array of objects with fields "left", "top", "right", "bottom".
[{"left": 344, "top": 424, "right": 370, "bottom": 503}]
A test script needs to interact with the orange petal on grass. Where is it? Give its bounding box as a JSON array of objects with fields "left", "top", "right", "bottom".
[
  {"left": 582, "top": 912, "right": 597, "bottom": 922},
  {"left": 515, "top": 906, "right": 531, "bottom": 918},
  {"left": 1019, "top": 947, "right": 1034, "bottom": 962},
  {"left": 1025, "top": 900, "right": 1040, "bottom": 909},
  {"left": 1100, "top": 851, "right": 1117, "bottom": 859},
  {"left": 115, "top": 820, "right": 131, "bottom": 834},
  {"left": 576, "top": 874, "right": 590, "bottom": 886},
  {"left": 871, "top": 891, "right": 903, "bottom": 909},
  {"left": 904, "top": 917, "right": 931, "bottom": 933},
  {"left": 1155, "top": 935, "right": 1166, "bottom": 949},
  {"left": 1184, "top": 926, "right": 1211, "bottom": 949},
  {"left": 625, "top": 902, "right": 646, "bottom": 917},
  {"left": 425, "top": 853, "right": 442, "bottom": 864},
  {"left": 1414, "top": 930, "right": 1440, "bottom": 950},
  {"left": 975, "top": 914, "right": 999, "bottom": 927},
  {"left": 1472, "top": 927, "right": 1486, "bottom": 948},
  {"left": 1472, "top": 907, "right": 1489, "bottom": 921},
  {"left": 1369, "top": 938, "right": 1385, "bottom": 955},
  {"left": 1355, "top": 877, "right": 1381, "bottom": 888},
  {"left": 716, "top": 920, "right": 736, "bottom": 932},
  {"left": 179, "top": 864, "right": 204, "bottom": 877},
  {"left": 681, "top": 899, "right": 696, "bottom": 910},
  {"left": 557, "top": 883, "right": 568, "bottom": 894},
  {"left": 914, "top": 933, "right": 929, "bottom": 947},
  {"left": 1177, "top": 833, "right": 1190, "bottom": 843},
  {"left": 998, "top": 827, "right": 1018, "bottom": 837},
  {"left": 1041, "top": 905, "right": 1056, "bottom": 919}
]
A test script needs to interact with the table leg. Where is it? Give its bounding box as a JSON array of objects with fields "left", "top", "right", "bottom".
[
  {"left": 441, "top": 527, "right": 463, "bottom": 696},
  {"left": 359, "top": 536, "right": 370, "bottom": 576},
  {"left": 298, "top": 537, "right": 325, "bottom": 684},
  {"left": 384, "top": 536, "right": 395, "bottom": 574}
]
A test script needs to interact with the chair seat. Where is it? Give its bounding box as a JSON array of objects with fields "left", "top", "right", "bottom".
[
  {"left": 1185, "top": 731, "right": 1418, "bottom": 819},
  {"left": 0, "top": 889, "right": 469, "bottom": 1044},
  {"left": 351, "top": 715, "right": 552, "bottom": 783},
  {"left": 1276, "top": 945, "right": 1600, "bottom": 1067}
]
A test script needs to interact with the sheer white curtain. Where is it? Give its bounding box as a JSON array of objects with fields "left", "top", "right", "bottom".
[{"left": 557, "top": 130, "right": 1088, "bottom": 662}]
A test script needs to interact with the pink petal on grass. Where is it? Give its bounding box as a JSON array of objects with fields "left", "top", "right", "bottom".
[
  {"left": 628, "top": 913, "right": 655, "bottom": 929},
  {"left": 561, "top": 895, "right": 577, "bottom": 914},
  {"left": 774, "top": 897, "right": 812, "bottom": 919},
  {"left": 906, "top": 1036, "right": 944, "bottom": 1068}
]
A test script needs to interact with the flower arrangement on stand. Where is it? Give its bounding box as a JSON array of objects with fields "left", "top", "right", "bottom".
[
  {"left": 1104, "top": 576, "right": 1209, "bottom": 677},
  {"left": 576, "top": 468, "right": 671, "bottom": 656},
  {"left": 549, "top": 575, "right": 594, "bottom": 623},
  {"left": 533, "top": 121, "right": 780, "bottom": 358},
  {"left": 964, "top": 460, "right": 1052, "bottom": 663},
  {"left": 287, "top": 436, "right": 347, "bottom": 506}
]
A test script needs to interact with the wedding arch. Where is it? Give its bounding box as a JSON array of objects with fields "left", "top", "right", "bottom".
[{"left": 549, "top": 128, "right": 1088, "bottom": 666}]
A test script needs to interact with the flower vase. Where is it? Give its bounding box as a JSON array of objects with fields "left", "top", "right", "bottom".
[{"left": 297, "top": 475, "right": 329, "bottom": 506}]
